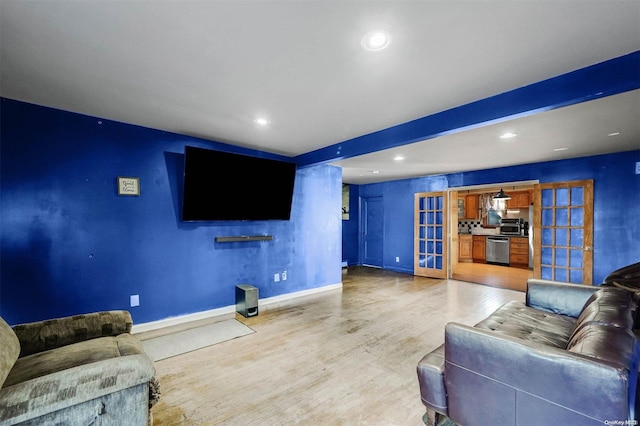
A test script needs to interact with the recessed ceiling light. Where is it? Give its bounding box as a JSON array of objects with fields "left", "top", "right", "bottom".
[
  {"left": 554, "top": 147, "right": 568, "bottom": 152},
  {"left": 608, "top": 132, "right": 621, "bottom": 136},
  {"left": 254, "top": 117, "right": 270, "bottom": 126},
  {"left": 371, "top": 170, "right": 380, "bottom": 174},
  {"left": 499, "top": 132, "right": 518, "bottom": 139},
  {"left": 361, "top": 30, "right": 391, "bottom": 51},
  {"left": 393, "top": 155, "right": 405, "bottom": 161}
]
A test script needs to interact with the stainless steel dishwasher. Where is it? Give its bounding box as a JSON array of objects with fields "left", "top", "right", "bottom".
[{"left": 486, "top": 236, "right": 510, "bottom": 265}]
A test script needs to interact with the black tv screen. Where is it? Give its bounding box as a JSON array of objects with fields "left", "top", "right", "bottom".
[{"left": 182, "top": 146, "right": 296, "bottom": 221}]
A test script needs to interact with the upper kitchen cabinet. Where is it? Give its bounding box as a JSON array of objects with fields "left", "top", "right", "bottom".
[
  {"left": 457, "top": 197, "right": 465, "bottom": 219},
  {"left": 507, "top": 191, "right": 532, "bottom": 209},
  {"left": 465, "top": 194, "right": 479, "bottom": 219}
]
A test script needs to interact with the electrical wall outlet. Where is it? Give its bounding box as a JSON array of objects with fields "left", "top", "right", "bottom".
[
  {"left": 282, "top": 270, "right": 287, "bottom": 281},
  {"left": 130, "top": 294, "right": 140, "bottom": 307},
  {"left": 395, "top": 256, "right": 400, "bottom": 263},
  {"left": 635, "top": 161, "right": 640, "bottom": 175},
  {"left": 274, "top": 273, "right": 280, "bottom": 282}
]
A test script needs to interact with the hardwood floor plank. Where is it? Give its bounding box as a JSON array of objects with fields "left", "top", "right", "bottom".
[
  {"left": 148, "top": 267, "right": 524, "bottom": 425},
  {"left": 452, "top": 262, "right": 532, "bottom": 292}
]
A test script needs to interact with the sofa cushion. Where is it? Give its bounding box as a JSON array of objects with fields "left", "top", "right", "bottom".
[
  {"left": 474, "top": 301, "right": 576, "bottom": 349},
  {"left": 0, "top": 317, "right": 20, "bottom": 389},
  {"left": 567, "top": 323, "right": 639, "bottom": 369},
  {"left": 569, "top": 287, "right": 637, "bottom": 343},
  {"left": 3, "top": 333, "right": 145, "bottom": 388},
  {"left": 576, "top": 287, "right": 636, "bottom": 323}
]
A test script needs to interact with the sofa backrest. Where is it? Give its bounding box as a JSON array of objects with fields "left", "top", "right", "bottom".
[
  {"left": 526, "top": 279, "right": 599, "bottom": 318},
  {"left": 0, "top": 316, "right": 20, "bottom": 389},
  {"left": 566, "top": 287, "right": 640, "bottom": 417},
  {"left": 574, "top": 286, "right": 636, "bottom": 331},
  {"left": 12, "top": 310, "right": 134, "bottom": 357}
]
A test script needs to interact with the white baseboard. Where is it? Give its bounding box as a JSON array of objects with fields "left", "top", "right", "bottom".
[
  {"left": 132, "top": 305, "right": 236, "bottom": 334},
  {"left": 132, "top": 282, "right": 343, "bottom": 334},
  {"left": 259, "top": 282, "right": 342, "bottom": 310}
]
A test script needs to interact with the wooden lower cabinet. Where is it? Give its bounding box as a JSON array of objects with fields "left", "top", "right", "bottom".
[
  {"left": 472, "top": 236, "right": 486, "bottom": 262},
  {"left": 509, "top": 237, "right": 529, "bottom": 266},
  {"left": 459, "top": 235, "right": 472, "bottom": 262}
]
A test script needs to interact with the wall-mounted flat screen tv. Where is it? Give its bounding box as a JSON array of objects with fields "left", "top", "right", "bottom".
[{"left": 182, "top": 146, "right": 296, "bottom": 221}]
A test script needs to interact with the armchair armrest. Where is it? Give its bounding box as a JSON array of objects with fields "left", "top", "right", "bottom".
[
  {"left": 0, "top": 353, "right": 155, "bottom": 425},
  {"left": 526, "top": 279, "right": 598, "bottom": 318},
  {"left": 12, "top": 311, "right": 133, "bottom": 357},
  {"left": 444, "top": 322, "right": 634, "bottom": 423}
]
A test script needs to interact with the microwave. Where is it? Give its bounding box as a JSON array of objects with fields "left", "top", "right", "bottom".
[{"left": 500, "top": 218, "right": 521, "bottom": 235}]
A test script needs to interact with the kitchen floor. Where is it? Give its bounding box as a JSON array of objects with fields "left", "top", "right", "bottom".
[{"left": 452, "top": 262, "right": 532, "bottom": 292}]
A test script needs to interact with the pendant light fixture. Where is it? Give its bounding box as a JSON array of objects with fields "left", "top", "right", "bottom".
[{"left": 493, "top": 188, "right": 511, "bottom": 200}]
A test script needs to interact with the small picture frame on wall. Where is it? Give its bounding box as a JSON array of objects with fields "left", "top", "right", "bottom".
[
  {"left": 342, "top": 184, "right": 350, "bottom": 220},
  {"left": 117, "top": 177, "right": 140, "bottom": 196}
]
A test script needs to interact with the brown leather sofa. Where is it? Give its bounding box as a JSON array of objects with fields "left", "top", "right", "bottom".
[{"left": 417, "top": 272, "right": 639, "bottom": 425}]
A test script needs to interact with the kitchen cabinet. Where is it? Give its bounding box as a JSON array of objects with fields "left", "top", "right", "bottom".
[
  {"left": 472, "top": 236, "right": 486, "bottom": 262},
  {"left": 465, "top": 194, "right": 479, "bottom": 219},
  {"left": 506, "top": 191, "right": 532, "bottom": 209},
  {"left": 509, "top": 237, "right": 529, "bottom": 266},
  {"left": 457, "top": 197, "right": 465, "bottom": 219},
  {"left": 459, "top": 234, "right": 472, "bottom": 262}
]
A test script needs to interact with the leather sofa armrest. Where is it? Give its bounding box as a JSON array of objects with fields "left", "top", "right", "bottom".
[
  {"left": 417, "top": 344, "right": 448, "bottom": 415},
  {"left": 444, "top": 322, "right": 633, "bottom": 423},
  {"left": 0, "top": 353, "right": 155, "bottom": 425},
  {"left": 526, "top": 279, "right": 599, "bottom": 318},
  {"left": 12, "top": 311, "right": 133, "bottom": 357}
]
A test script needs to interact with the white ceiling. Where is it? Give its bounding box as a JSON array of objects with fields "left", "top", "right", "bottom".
[
  {"left": 1, "top": 1, "right": 639, "bottom": 184},
  {"left": 338, "top": 90, "right": 640, "bottom": 183}
]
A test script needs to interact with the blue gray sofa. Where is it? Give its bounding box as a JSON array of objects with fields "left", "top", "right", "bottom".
[
  {"left": 417, "top": 278, "right": 639, "bottom": 425},
  {"left": 0, "top": 311, "right": 159, "bottom": 425}
]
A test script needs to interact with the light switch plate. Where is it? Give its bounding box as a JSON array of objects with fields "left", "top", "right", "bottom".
[
  {"left": 130, "top": 294, "right": 140, "bottom": 307},
  {"left": 635, "top": 162, "right": 640, "bottom": 175}
]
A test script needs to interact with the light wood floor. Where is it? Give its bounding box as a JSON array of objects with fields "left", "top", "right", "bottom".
[
  {"left": 452, "top": 262, "right": 533, "bottom": 292},
  {"left": 148, "top": 267, "right": 524, "bottom": 425}
]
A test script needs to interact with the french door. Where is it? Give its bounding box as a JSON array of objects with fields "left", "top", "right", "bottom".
[
  {"left": 415, "top": 192, "right": 448, "bottom": 278},
  {"left": 533, "top": 180, "right": 593, "bottom": 284}
]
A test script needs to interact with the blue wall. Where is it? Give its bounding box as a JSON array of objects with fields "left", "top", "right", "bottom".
[
  {"left": 2, "top": 97, "right": 638, "bottom": 327},
  {"left": 345, "top": 151, "right": 640, "bottom": 283},
  {"left": 0, "top": 98, "right": 342, "bottom": 325}
]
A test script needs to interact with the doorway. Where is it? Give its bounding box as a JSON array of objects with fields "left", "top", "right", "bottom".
[
  {"left": 449, "top": 181, "right": 536, "bottom": 291},
  {"left": 448, "top": 179, "right": 594, "bottom": 290}
]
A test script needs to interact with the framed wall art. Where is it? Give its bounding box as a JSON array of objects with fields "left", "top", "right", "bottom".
[{"left": 117, "top": 177, "right": 140, "bottom": 196}]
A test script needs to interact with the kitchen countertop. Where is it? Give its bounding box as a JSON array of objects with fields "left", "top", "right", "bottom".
[
  {"left": 470, "top": 228, "right": 500, "bottom": 236},
  {"left": 477, "top": 234, "right": 529, "bottom": 238},
  {"left": 459, "top": 231, "right": 528, "bottom": 238}
]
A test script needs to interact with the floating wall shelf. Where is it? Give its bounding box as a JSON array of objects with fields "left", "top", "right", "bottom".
[{"left": 215, "top": 235, "right": 273, "bottom": 243}]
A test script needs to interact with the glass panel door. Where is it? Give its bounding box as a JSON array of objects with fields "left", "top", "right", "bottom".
[
  {"left": 415, "top": 192, "right": 447, "bottom": 278},
  {"left": 534, "top": 180, "right": 593, "bottom": 284}
]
